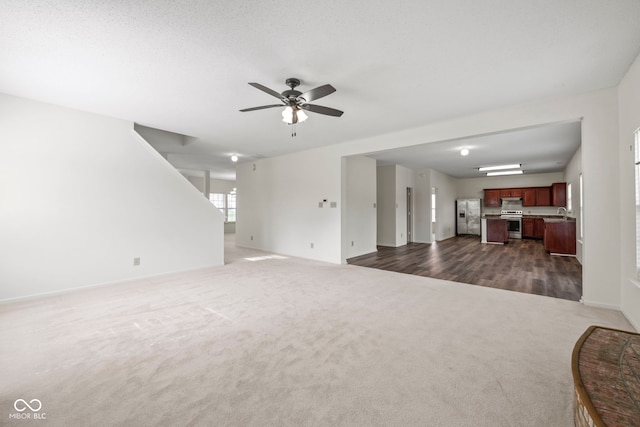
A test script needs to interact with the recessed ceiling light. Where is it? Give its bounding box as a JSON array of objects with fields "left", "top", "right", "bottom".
[
  {"left": 486, "top": 170, "right": 524, "bottom": 176},
  {"left": 460, "top": 148, "right": 469, "bottom": 156},
  {"left": 478, "top": 163, "right": 521, "bottom": 172},
  {"left": 231, "top": 155, "right": 238, "bottom": 162}
]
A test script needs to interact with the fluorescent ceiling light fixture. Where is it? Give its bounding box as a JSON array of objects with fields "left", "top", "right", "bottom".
[
  {"left": 478, "top": 164, "right": 521, "bottom": 172},
  {"left": 486, "top": 170, "right": 524, "bottom": 176},
  {"left": 230, "top": 155, "right": 238, "bottom": 162},
  {"left": 460, "top": 148, "right": 469, "bottom": 156}
]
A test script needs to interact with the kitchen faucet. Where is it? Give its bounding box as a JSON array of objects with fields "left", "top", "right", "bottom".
[{"left": 557, "top": 207, "right": 567, "bottom": 219}]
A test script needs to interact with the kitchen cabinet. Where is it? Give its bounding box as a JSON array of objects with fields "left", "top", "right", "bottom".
[
  {"left": 552, "top": 182, "right": 566, "bottom": 207},
  {"left": 522, "top": 217, "right": 545, "bottom": 239},
  {"left": 522, "top": 188, "right": 536, "bottom": 206},
  {"left": 523, "top": 217, "right": 545, "bottom": 239},
  {"left": 485, "top": 185, "right": 561, "bottom": 207},
  {"left": 543, "top": 220, "right": 576, "bottom": 255},
  {"left": 486, "top": 218, "right": 508, "bottom": 244},
  {"left": 535, "top": 187, "right": 551, "bottom": 206},
  {"left": 500, "top": 188, "right": 522, "bottom": 197},
  {"left": 484, "top": 189, "right": 501, "bottom": 207},
  {"left": 522, "top": 218, "right": 534, "bottom": 238},
  {"left": 534, "top": 218, "right": 545, "bottom": 239}
]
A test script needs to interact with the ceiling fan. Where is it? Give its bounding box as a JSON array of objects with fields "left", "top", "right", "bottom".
[{"left": 239, "top": 78, "right": 343, "bottom": 126}]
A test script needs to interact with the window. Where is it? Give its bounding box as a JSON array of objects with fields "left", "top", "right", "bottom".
[
  {"left": 567, "top": 182, "right": 572, "bottom": 212},
  {"left": 209, "top": 193, "right": 226, "bottom": 214},
  {"left": 227, "top": 193, "right": 236, "bottom": 222},
  {"left": 209, "top": 192, "right": 237, "bottom": 222},
  {"left": 431, "top": 188, "right": 436, "bottom": 223},
  {"left": 579, "top": 173, "right": 584, "bottom": 240},
  {"left": 635, "top": 129, "right": 640, "bottom": 277}
]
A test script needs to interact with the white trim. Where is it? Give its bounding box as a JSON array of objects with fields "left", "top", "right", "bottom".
[
  {"left": 0, "top": 265, "right": 220, "bottom": 305},
  {"left": 580, "top": 299, "right": 620, "bottom": 310}
]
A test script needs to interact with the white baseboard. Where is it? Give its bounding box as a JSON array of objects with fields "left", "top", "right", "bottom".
[{"left": 580, "top": 298, "right": 620, "bottom": 311}]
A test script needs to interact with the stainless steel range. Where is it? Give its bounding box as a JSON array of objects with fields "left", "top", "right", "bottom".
[{"left": 500, "top": 198, "right": 523, "bottom": 239}]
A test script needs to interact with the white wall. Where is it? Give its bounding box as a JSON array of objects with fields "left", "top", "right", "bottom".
[
  {"left": 431, "top": 169, "right": 458, "bottom": 241},
  {"left": 236, "top": 148, "right": 342, "bottom": 263},
  {"left": 344, "top": 156, "right": 377, "bottom": 258},
  {"left": 376, "top": 165, "right": 397, "bottom": 246},
  {"left": 0, "top": 94, "right": 224, "bottom": 301},
  {"left": 618, "top": 54, "right": 640, "bottom": 330},
  {"left": 187, "top": 176, "right": 237, "bottom": 233},
  {"left": 412, "top": 170, "right": 433, "bottom": 243}
]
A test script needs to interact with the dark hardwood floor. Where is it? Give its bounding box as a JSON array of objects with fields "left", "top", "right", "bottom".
[{"left": 347, "top": 235, "right": 582, "bottom": 301}]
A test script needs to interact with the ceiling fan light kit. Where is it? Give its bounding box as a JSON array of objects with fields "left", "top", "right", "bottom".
[
  {"left": 240, "top": 77, "right": 343, "bottom": 137},
  {"left": 281, "top": 105, "right": 308, "bottom": 124}
]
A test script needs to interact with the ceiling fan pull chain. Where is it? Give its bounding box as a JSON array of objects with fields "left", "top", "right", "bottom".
[{"left": 291, "top": 123, "right": 297, "bottom": 137}]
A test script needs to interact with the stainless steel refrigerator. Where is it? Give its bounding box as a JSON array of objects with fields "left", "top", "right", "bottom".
[{"left": 456, "top": 199, "right": 481, "bottom": 235}]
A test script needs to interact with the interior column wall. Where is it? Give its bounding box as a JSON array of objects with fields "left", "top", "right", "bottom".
[
  {"left": 376, "top": 165, "right": 397, "bottom": 246},
  {"left": 344, "top": 155, "right": 377, "bottom": 260},
  {"left": 412, "top": 169, "right": 433, "bottom": 244}
]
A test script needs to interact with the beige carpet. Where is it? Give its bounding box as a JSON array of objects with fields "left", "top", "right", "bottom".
[{"left": 0, "top": 235, "right": 633, "bottom": 426}]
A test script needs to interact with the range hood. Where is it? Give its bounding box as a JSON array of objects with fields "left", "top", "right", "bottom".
[{"left": 501, "top": 197, "right": 523, "bottom": 210}]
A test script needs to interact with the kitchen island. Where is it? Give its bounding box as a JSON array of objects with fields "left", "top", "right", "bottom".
[{"left": 482, "top": 217, "right": 508, "bottom": 244}]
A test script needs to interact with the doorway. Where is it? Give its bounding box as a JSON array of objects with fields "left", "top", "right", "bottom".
[
  {"left": 406, "top": 187, "right": 413, "bottom": 243},
  {"left": 431, "top": 187, "right": 437, "bottom": 242}
]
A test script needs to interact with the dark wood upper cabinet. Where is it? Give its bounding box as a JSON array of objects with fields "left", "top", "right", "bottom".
[
  {"left": 535, "top": 187, "right": 551, "bottom": 206},
  {"left": 484, "top": 189, "right": 501, "bottom": 207},
  {"left": 522, "top": 188, "right": 536, "bottom": 206},
  {"left": 552, "top": 182, "right": 567, "bottom": 207},
  {"left": 484, "top": 183, "right": 566, "bottom": 207}
]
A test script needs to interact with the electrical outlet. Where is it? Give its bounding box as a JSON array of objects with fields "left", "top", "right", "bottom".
[{"left": 133, "top": 257, "right": 140, "bottom": 266}]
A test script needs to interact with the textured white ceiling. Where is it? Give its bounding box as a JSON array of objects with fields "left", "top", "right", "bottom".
[{"left": 1, "top": 1, "right": 639, "bottom": 180}]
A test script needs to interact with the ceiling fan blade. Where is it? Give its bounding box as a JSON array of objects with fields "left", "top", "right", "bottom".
[
  {"left": 300, "top": 103, "right": 344, "bottom": 117},
  {"left": 299, "top": 84, "right": 336, "bottom": 103},
  {"left": 239, "top": 104, "right": 283, "bottom": 112},
  {"left": 248, "top": 82, "right": 286, "bottom": 101}
]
